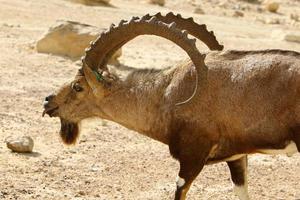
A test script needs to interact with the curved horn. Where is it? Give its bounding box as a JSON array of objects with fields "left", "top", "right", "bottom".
[
  {"left": 83, "top": 16, "right": 208, "bottom": 105},
  {"left": 145, "top": 12, "right": 223, "bottom": 51}
]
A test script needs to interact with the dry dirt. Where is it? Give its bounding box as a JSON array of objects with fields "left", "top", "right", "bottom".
[{"left": 1, "top": 0, "right": 300, "bottom": 199}]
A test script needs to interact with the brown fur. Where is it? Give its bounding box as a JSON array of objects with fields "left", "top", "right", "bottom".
[
  {"left": 59, "top": 118, "right": 80, "bottom": 145},
  {"left": 44, "top": 49, "right": 300, "bottom": 199},
  {"left": 227, "top": 156, "right": 248, "bottom": 186}
]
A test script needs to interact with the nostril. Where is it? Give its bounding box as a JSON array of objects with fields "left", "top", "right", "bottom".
[{"left": 45, "top": 94, "right": 55, "bottom": 102}]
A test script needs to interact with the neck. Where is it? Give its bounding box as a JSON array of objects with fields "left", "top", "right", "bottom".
[{"left": 98, "top": 68, "right": 175, "bottom": 144}]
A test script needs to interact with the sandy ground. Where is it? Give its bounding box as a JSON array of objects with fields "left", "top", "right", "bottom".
[{"left": 0, "top": 0, "right": 300, "bottom": 199}]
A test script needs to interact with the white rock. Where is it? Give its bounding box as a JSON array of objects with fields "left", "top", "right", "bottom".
[
  {"left": 148, "top": 0, "right": 165, "bottom": 6},
  {"left": 271, "top": 30, "right": 300, "bottom": 43},
  {"left": 6, "top": 136, "right": 34, "bottom": 153},
  {"left": 284, "top": 33, "right": 300, "bottom": 43},
  {"left": 36, "top": 20, "right": 122, "bottom": 64}
]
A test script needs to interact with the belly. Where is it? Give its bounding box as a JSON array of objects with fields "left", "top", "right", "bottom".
[
  {"left": 257, "top": 141, "right": 298, "bottom": 157},
  {"left": 207, "top": 141, "right": 298, "bottom": 164}
]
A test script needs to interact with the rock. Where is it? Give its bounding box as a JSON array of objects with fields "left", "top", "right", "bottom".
[
  {"left": 265, "top": 17, "right": 281, "bottom": 24},
  {"left": 284, "top": 32, "right": 300, "bottom": 43},
  {"left": 290, "top": 13, "right": 300, "bottom": 22},
  {"left": 194, "top": 6, "right": 205, "bottom": 15},
  {"left": 36, "top": 20, "right": 122, "bottom": 64},
  {"left": 233, "top": 10, "right": 244, "bottom": 17},
  {"left": 271, "top": 30, "right": 300, "bottom": 43},
  {"left": 6, "top": 136, "right": 34, "bottom": 153},
  {"left": 264, "top": 1, "right": 279, "bottom": 13},
  {"left": 148, "top": 0, "right": 165, "bottom": 6},
  {"left": 67, "top": 0, "right": 110, "bottom": 6}
]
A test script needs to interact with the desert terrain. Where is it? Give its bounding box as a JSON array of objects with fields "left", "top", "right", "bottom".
[{"left": 0, "top": 0, "right": 300, "bottom": 199}]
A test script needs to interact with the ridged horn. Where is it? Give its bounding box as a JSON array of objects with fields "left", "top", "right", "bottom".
[
  {"left": 83, "top": 15, "right": 208, "bottom": 105},
  {"left": 144, "top": 12, "right": 224, "bottom": 51}
]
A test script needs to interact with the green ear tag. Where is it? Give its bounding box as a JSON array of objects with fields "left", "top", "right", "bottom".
[{"left": 93, "top": 71, "right": 104, "bottom": 82}]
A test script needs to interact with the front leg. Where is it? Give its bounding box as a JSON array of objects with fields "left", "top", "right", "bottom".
[
  {"left": 227, "top": 156, "right": 250, "bottom": 200},
  {"left": 170, "top": 137, "right": 213, "bottom": 200},
  {"left": 175, "top": 158, "right": 205, "bottom": 200}
]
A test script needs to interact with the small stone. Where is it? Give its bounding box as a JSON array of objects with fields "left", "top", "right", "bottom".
[
  {"left": 77, "top": 190, "right": 86, "bottom": 196},
  {"left": 90, "top": 163, "right": 104, "bottom": 172},
  {"left": 264, "top": 1, "right": 279, "bottom": 13},
  {"left": 6, "top": 136, "right": 34, "bottom": 153},
  {"left": 284, "top": 32, "right": 300, "bottom": 43},
  {"left": 290, "top": 13, "right": 300, "bottom": 22},
  {"left": 265, "top": 18, "right": 281, "bottom": 24},
  {"left": 148, "top": 0, "right": 165, "bottom": 6},
  {"left": 194, "top": 6, "right": 205, "bottom": 15},
  {"left": 233, "top": 10, "right": 244, "bottom": 17}
]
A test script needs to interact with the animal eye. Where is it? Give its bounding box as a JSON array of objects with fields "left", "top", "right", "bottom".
[{"left": 72, "top": 83, "right": 83, "bottom": 92}]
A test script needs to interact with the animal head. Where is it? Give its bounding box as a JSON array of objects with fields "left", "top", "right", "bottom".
[
  {"left": 43, "top": 12, "right": 222, "bottom": 144},
  {"left": 42, "top": 68, "right": 96, "bottom": 144}
]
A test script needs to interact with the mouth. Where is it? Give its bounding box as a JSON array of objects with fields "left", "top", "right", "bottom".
[{"left": 42, "top": 106, "right": 59, "bottom": 117}]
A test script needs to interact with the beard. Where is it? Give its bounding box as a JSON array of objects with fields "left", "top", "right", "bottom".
[{"left": 59, "top": 118, "right": 80, "bottom": 145}]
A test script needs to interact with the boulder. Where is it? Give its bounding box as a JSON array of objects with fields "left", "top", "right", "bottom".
[
  {"left": 6, "top": 136, "right": 34, "bottom": 153},
  {"left": 37, "top": 20, "right": 122, "bottom": 64}
]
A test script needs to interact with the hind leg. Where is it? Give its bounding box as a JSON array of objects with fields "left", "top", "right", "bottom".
[{"left": 227, "top": 156, "right": 250, "bottom": 200}]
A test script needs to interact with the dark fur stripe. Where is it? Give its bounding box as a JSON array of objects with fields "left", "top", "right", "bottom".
[{"left": 60, "top": 118, "right": 79, "bottom": 145}]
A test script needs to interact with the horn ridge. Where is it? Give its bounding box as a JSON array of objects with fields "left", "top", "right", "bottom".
[
  {"left": 150, "top": 12, "right": 223, "bottom": 51},
  {"left": 83, "top": 12, "right": 224, "bottom": 68},
  {"left": 83, "top": 14, "right": 207, "bottom": 71}
]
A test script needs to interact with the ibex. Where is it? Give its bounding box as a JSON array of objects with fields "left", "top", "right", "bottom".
[{"left": 43, "top": 12, "right": 300, "bottom": 200}]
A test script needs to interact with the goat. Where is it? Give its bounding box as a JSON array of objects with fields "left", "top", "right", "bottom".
[{"left": 43, "top": 12, "right": 300, "bottom": 200}]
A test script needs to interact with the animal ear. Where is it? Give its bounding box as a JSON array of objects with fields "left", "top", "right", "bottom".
[{"left": 82, "top": 64, "right": 105, "bottom": 98}]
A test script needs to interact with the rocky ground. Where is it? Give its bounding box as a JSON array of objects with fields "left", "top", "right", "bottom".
[{"left": 0, "top": 0, "right": 300, "bottom": 199}]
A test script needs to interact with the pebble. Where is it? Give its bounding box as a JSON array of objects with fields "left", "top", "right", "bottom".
[
  {"left": 284, "top": 33, "right": 300, "bottom": 43},
  {"left": 233, "top": 10, "right": 244, "bottom": 17},
  {"left": 265, "top": 18, "right": 281, "bottom": 24},
  {"left": 148, "top": 0, "right": 165, "bottom": 6},
  {"left": 194, "top": 6, "right": 205, "bottom": 14},
  {"left": 290, "top": 13, "right": 300, "bottom": 22},
  {"left": 264, "top": 1, "right": 280, "bottom": 13}
]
